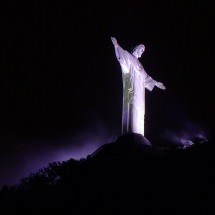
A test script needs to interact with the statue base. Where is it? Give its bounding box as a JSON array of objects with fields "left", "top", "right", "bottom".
[{"left": 115, "top": 133, "right": 151, "bottom": 146}]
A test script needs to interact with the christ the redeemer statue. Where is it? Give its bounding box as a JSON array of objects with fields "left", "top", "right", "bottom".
[{"left": 111, "top": 37, "right": 166, "bottom": 136}]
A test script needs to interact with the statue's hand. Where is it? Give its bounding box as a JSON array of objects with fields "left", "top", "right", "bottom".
[
  {"left": 156, "top": 82, "right": 166, "bottom": 90},
  {"left": 111, "top": 37, "right": 118, "bottom": 47}
]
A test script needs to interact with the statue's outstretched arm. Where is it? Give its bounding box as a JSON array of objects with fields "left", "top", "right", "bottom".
[
  {"left": 111, "top": 37, "right": 119, "bottom": 47},
  {"left": 110, "top": 37, "right": 126, "bottom": 63},
  {"left": 111, "top": 37, "right": 133, "bottom": 74},
  {"left": 144, "top": 74, "right": 166, "bottom": 91},
  {"left": 155, "top": 82, "right": 166, "bottom": 90}
]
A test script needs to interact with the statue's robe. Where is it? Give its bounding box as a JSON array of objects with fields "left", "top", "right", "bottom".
[{"left": 114, "top": 45, "right": 157, "bottom": 136}]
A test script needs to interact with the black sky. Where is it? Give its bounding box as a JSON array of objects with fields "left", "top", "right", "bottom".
[{"left": 0, "top": 1, "right": 214, "bottom": 186}]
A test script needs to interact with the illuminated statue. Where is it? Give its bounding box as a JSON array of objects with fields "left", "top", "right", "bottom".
[{"left": 111, "top": 37, "right": 166, "bottom": 136}]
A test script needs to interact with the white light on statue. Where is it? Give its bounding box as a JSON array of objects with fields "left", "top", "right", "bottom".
[{"left": 111, "top": 37, "right": 166, "bottom": 137}]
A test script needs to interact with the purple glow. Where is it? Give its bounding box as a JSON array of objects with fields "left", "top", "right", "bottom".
[
  {"left": 161, "top": 121, "right": 207, "bottom": 146},
  {"left": 0, "top": 126, "right": 115, "bottom": 188}
]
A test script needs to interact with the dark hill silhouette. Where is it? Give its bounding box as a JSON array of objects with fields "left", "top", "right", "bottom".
[{"left": 0, "top": 133, "right": 214, "bottom": 215}]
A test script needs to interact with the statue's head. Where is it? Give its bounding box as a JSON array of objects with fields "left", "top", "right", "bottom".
[{"left": 132, "top": 44, "right": 145, "bottom": 58}]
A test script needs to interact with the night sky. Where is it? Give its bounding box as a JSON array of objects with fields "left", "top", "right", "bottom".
[{"left": 1, "top": 1, "right": 214, "bottom": 187}]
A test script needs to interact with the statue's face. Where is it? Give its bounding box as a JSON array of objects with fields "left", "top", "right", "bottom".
[
  {"left": 138, "top": 47, "right": 145, "bottom": 58},
  {"left": 133, "top": 45, "right": 145, "bottom": 58}
]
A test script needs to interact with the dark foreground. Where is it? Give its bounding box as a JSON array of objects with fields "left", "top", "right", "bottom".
[{"left": 1, "top": 133, "right": 214, "bottom": 214}]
